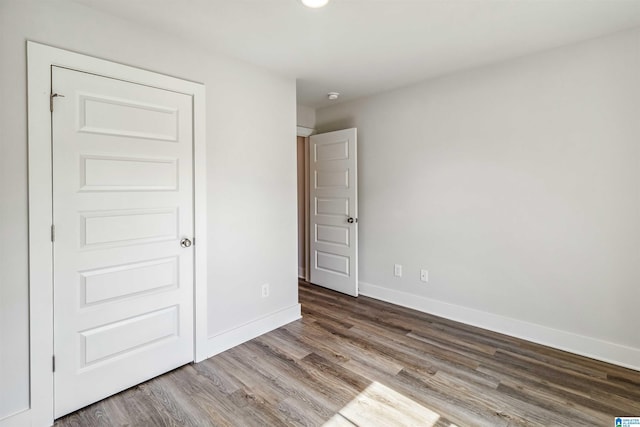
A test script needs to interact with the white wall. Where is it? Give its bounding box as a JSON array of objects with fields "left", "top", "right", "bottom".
[
  {"left": 316, "top": 28, "right": 640, "bottom": 369},
  {"left": 297, "top": 104, "right": 316, "bottom": 129},
  {"left": 0, "top": 0, "right": 298, "bottom": 420}
]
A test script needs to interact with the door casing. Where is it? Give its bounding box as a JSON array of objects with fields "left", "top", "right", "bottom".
[{"left": 26, "top": 41, "right": 207, "bottom": 426}]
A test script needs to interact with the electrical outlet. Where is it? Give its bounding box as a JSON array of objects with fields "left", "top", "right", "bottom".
[
  {"left": 394, "top": 264, "right": 402, "bottom": 277},
  {"left": 420, "top": 269, "right": 428, "bottom": 283},
  {"left": 261, "top": 283, "right": 270, "bottom": 298}
]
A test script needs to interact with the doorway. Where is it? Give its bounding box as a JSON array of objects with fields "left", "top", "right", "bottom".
[
  {"left": 297, "top": 136, "right": 308, "bottom": 280},
  {"left": 27, "top": 42, "right": 207, "bottom": 426},
  {"left": 296, "top": 128, "right": 359, "bottom": 297}
]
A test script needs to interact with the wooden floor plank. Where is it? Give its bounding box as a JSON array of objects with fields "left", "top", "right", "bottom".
[{"left": 55, "top": 280, "right": 640, "bottom": 426}]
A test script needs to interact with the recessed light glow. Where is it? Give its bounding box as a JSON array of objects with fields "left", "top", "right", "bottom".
[{"left": 301, "top": 0, "right": 330, "bottom": 8}]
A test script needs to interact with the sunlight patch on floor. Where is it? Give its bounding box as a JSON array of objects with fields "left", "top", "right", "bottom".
[{"left": 323, "top": 381, "right": 440, "bottom": 426}]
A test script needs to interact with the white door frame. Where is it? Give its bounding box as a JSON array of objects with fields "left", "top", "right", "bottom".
[{"left": 26, "top": 41, "right": 207, "bottom": 426}]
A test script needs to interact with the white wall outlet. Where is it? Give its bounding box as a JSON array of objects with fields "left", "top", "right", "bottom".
[
  {"left": 420, "top": 269, "right": 429, "bottom": 283},
  {"left": 261, "top": 283, "right": 270, "bottom": 298},
  {"left": 394, "top": 264, "right": 402, "bottom": 277}
]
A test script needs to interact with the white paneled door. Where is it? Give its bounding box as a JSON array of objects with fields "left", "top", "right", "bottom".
[
  {"left": 309, "top": 129, "right": 358, "bottom": 297},
  {"left": 52, "top": 66, "right": 195, "bottom": 417}
]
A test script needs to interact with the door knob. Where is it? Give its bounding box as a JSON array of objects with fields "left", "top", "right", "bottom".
[
  {"left": 347, "top": 217, "right": 358, "bottom": 224},
  {"left": 180, "top": 238, "right": 192, "bottom": 248}
]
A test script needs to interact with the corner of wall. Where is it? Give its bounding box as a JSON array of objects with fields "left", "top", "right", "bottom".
[
  {"left": 296, "top": 104, "right": 316, "bottom": 129},
  {"left": 205, "top": 304, "right": 301, "bottom": 359},
  {"left": 359, "top": 281, "right": 640, "bottom": 372}
]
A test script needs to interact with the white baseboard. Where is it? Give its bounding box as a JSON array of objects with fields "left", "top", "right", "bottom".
[
  {"left": 205, "top": 304, "right": 302, "bottom": 359},
  {"left": 0, "top": 409, "right": 32, "bottom": 427},
  {"left": 0, "top": 306, "right": 302, "bottom": 427},
  {"left": 298, "top": 267, "right": 305, "bottom": 279},
  {"left": 359, "top": 281, "right": 640, "bottom": 372}
]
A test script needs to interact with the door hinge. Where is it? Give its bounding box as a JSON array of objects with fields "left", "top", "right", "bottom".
[
  {"left": 51, "top": 224, "right": 55, "bottom": 242},
  {"left": 52, "top": 355, "right": 56, "bottom": 372},
  {"left": 50, "top": 92, "right": 65, "bottom": 112}
]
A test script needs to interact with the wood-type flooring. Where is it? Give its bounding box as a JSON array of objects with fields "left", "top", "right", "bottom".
[{"left": 56, "top": 280, "right": 640, "bottom": 426}]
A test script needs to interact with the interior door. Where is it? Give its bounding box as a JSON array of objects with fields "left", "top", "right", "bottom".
[
  {"left": 309, "top": 128, "right": 358, "bottom": 296},
  {"left": 52, "top": 66, "right": 194, "bottom": 417}
]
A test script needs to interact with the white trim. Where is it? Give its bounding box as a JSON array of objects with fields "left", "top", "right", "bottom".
[
  {"left": 0, "top": 409, "right": 31, "bottom": 426},
  {"left": 26, "top": 41, "right": 55, "bottom": 427},
  {"left": 297, "top": 125, "right": 314, "bottom": 137},
  {"left": 192, "top": 73, "right": 208, "bottom": 363},
  {"left": 25, "top": 41, "right": 207, "bottom": 426},
  {"left": 205, "top": 304, "right": 302, "bottom": 357},
  {"left": 359, "top": 281, "right": 640, "bottom": 372},
  {"left": 304, "top": 137, "right": 310, "bottom": 282},
  {"left": 298, "top": 267, "right": 306, "bottom": 278}
]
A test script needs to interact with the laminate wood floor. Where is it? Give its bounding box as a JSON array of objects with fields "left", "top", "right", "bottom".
[{"left": 56, "top": 280, "right": 640, "bottom": 426}]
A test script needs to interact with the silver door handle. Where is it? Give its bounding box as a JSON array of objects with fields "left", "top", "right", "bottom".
[
  {"left": 180, "top": 238, "right": 192, "bottom": 248},
  {"left": 347, "top": 217, "right": 358, "bottom": 224}
]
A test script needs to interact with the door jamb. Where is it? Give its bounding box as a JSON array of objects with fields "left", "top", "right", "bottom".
[
  {"left": 296, "top": 126, "right": 314, "bottom": 282},
  {"left": 304, "top": 137, "right": 310, "bottom": 282},
  {"left": 26, "top": 41, "right": 207, "bottom": 426}
]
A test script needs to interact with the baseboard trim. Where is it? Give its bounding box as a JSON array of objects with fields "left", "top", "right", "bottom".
[
  {"left": 298, "top": 267, "right": 305, "bottom": 279},
  {"left": 0, "top": 409, "right": 32, "bottom": 427},
  {"left": 359, "top": 281, "right": 640, "bottom": 372},
  {"left": 205, "top": 304, "right": 302, "bottom": 359}
]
